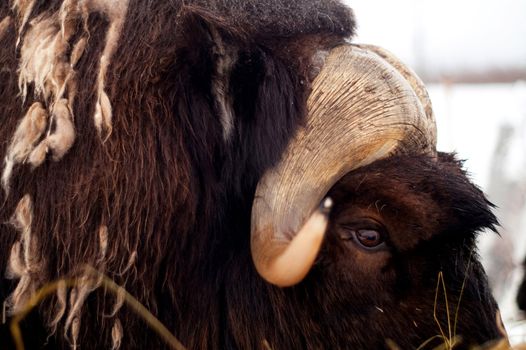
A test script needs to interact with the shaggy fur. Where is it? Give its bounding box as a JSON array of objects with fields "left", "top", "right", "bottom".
[{"left": 0, "top": 0, "right": 355, "bottom": 349}]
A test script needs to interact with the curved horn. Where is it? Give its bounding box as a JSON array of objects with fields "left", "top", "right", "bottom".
[
  {"left": 251, "top": 44, "right": 437, "bottom": 287},
  {"left": 356, "top": 43, "right": 436, "bottom": 141}
]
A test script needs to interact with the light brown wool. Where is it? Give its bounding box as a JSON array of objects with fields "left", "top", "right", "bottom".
[
  {"left": 11, "top": 193, "right": 32, "bottom": 230},
  {"left": 0, "top": 16, "right": 12, "bottom": 40},
  {"left": 15, "top": 0, "right": 131, "bottom": 141},
  {"left": 49, "top": 280, "right": 68, "bottom": 335},
  {"left": 13, "top": 195, "right": 38, "bottom": 274},
  {"left": 107, "top": 286, "right": 125, "bottom": 318},
  {"left": 86, "top": 0, "right": 130, "bottom": 136},
  {"left": 64, "top": 275, "right": 97, "bottom": 337},
  {"left": 70, "top": 316, "right": 80, "bottom": 350},
  {"left": 58, "top": 0, "right": 81, "bottom": 38},
  {"left": 18, "top": 16, "right": 67, "bottom": 101},
  {"left": 98, "top": 225, "right": 109, "bottom": 263},
  {"left": 5, "top": 195, "right": 48, "bottom": 314},
  {"left": 2, "top": 102, "right": 48, "bottom": 192},
  {"left": 70, "top": 37, "right": 87, "bottom": 67},
  {"left": 27, "top": 98, "right": 76, "bottom": 167},
  {"left": 94, "top": 90, "right": 112, "bottom": 137},
  {"left": 11, "top": 0, "right": 37, "bottom": 47},
  {"left": 7, "top": 12, "right": 78, "bottom": 185},
  {"left": 7, "top": 275, "right": 32, "bottom": 314},
  {"left": 111, "top": 318, "right": 123, "bottom": 350},
  {"left": 46, "top": 98, "right": 76, "bottom": 160},
  {"left": 27, "top": 140, "right": 49, "bottom": 167},
  {"left": 5, "top": 0, "right": 131, "bottom": 197},
  {"left": 6, "top": 241, "right": 25, "bottom": 279},
  {"left": 17, "top": 0, "right": 128, "bottom": 104},
  {"left": 118, "top": 250, "right": 137, "bottom": 277}
]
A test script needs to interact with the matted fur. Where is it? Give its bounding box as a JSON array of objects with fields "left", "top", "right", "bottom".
[
  {"left": 0, "top": 0, "right": 355, "bottom": 349},
  {"left": 5, "top": 194, "right": 49, "bottom": 315}
]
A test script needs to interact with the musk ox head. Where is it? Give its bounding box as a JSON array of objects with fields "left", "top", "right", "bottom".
[
  {"left": 251, "top": 43, "right": 436, "bottom": 287},
  {"left": 315, "top": 153, "right": 501, "bottom": 348},
  {"left": 244, "top": 44, "right": 505, "bottom": 349}
]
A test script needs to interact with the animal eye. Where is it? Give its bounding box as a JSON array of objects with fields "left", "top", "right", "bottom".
[
  {"left": 355, "top": 229, "right": 384, "bottom": 248},
  {"left": 339, "top": 225, "right": 387, "bottom": 251}
]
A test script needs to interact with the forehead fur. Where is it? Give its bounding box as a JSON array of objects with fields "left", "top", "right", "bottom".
[
  {"left": 193, "top": 0, "right": 355, "bottom": 38},
  {"left": 328, "top": 153, "right": 498, "bottom": 251}
]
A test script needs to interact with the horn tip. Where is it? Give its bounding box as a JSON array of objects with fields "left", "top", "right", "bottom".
[{"left": 254, "top": 207, "right": 329, "bottom": 287}]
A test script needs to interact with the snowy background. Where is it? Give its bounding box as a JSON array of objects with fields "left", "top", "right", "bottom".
[{"left": 344, "top": 0, "right": 526, "bottom": 343}]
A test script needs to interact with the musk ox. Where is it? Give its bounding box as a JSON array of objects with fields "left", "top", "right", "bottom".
[{"left": 0, "top": 0, "right": 504, "bottom": 349}]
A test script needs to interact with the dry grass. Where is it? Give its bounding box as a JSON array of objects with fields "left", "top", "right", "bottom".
[
  {"left": 388, "top": 259, "right": 526, "bottom": 350},
  {"left": 6, "top": 265, "right": 526, "bottom": 350},
  {"left": 8, "top": 265, "right": 186, "bottom": 350}
]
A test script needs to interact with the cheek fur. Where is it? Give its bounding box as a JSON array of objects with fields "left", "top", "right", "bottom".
[{"left": 320, "top": 230, "right": 397, "bottom": 306}]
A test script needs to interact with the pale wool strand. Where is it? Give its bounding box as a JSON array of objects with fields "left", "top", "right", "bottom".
[
  {"left": 0, "top": 16, "right": 12, "bottom": 40},
  {"left": 14, "top": 195, "right": 41, "bottom": 276},
  {"left": 106, "top": 286, "right": 125, "bottom": 318},
  {"left": 118, "top": 251, "right": 137, "bottom": 276},
  {"left": 5, "top": 242, "right": 25, "bottom": 279},
  {"left": 28, "top": 98, "right": 76, "bottom": 167},
  {"left": 5, "top": 195, "right": 48, "bottom": 314},
  {"left": 12, "top": 0, "right": 37, "bottom": 47},
  {"left": 111, "top": 318, "right": 123, "bottom": 350},
  {"left": 58, "top": 0, "right": 81, "bottom": 39},
  {"left": 7, "top": 275, "right": 32, "bottom": 314},
  {"left": 17, "top": 17, "right": 59, "bottom": 100},
  {"left": 49, "top": 280, "right": 68, "bottom": 335},
  {"left": 2, "top": 103, "right": 48, "bottom": 192},
  {"left": 64, "top": 281, "right": 90, "bottom": 334},
  {"left": 70, "top": 317, "right": 80, "bottom": 350},
  {"left": 64, "top": 272, "right": 103, "bottom": 340},
  {"left": 91, "top": 0, "right": 130, "bottom": 136},
  {"left": 98, "top": 225, "right": 109, "bottom": 263},
  {"left": 70, "top": 37, "right": 87, "bottom": 67},
  {"left": 11, "top": 194, "right": 32, "bottom": 233},
  {"left": 18, "top": 7, "right": 79, "bottom": 101},
  {"left": 47, "top": 99, "right": 76, "bottom": 160}
]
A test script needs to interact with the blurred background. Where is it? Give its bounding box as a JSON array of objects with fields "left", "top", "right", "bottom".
[{"left": 344, "top": 0, "right": 526, "bottom": 343}]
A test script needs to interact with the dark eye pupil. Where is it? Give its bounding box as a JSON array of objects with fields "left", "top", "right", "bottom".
[{"left": 356, "top": 229, "right": 382, "bottom": 247}]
